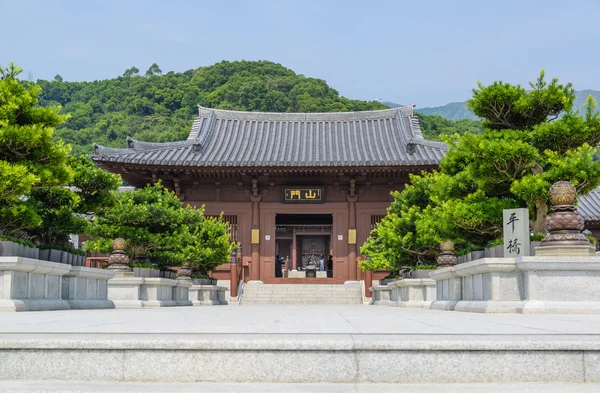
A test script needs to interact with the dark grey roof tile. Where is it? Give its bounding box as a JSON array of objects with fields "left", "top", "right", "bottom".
[{"left": 93, "top": 105, "right": 448, "bottom": 168}]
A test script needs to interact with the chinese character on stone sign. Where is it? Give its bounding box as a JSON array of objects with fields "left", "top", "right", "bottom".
[
  {"left": 503, "top": 208, "right": 531, "bottom": 257},
  {"left": 506, "top": 238, "right": 521, "bottom": 255},
  {"left": 506, "top": 212, "right": 519, "bottom": 233}
]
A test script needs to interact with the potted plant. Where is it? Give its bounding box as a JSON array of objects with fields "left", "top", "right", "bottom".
[
  {"left": 379, "top": 272, "right": 400, "bottom": 285},
  {"left": 191, "top": 273, "right": 217, "bottom": 286},
  {"left": 132, "top": 262, "right": 160, "bottom": 278},
  {"left": 404, "top": 264, "right": 438, "bottom": 279},
  {"left": 0, "top": 236, "right": 18, "bottom": 257}
]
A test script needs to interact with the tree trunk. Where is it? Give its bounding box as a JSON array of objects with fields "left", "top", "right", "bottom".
[{"left": 532, "top": 199, "right": 547, "bottom": 234}]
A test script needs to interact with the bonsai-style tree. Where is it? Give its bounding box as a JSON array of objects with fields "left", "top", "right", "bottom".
[
  {"left": 25, "top": 155, "right": 121, "bottom": 246},
  {"left": 181, "top": 214, "right": 236, "bottom": 277},
  {"left": 0, "top": 62, "right": 71, "bottom": 235},
  {"left": 361, "top": 71, "right": 600, "bottom": 271},
  {"left": 85, "top": 183, "right": 195, "bottom": 267}
]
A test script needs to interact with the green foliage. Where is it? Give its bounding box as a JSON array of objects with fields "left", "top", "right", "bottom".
[
  {"left": 131, "top": 262, "right": 158, "bottom": 269},
  {"left": 181, "top": 214, "right": 236, "bottom": 275},
  {"left": 468, "top": 70, "right": 575, "bottom": 130},
  {"left": 0, "top": 62, "right": 72, "bottom": 235},
  {"left": 412, "top": 264, "right": 439, "bottom": 270},
  {"left": 23, "top": 155, "right": 121, "bottom": 246},
  {"left": 362, "top": 71, "right": 600, "bottom": 271},
  {"left": 84, "top": 183, "right": 192, "bottom": 267},
  {"left": 85, "top": 183, "right": 234, "bottom": 273},
  {"left": 35, "top": 60, "right": 388, "bottom": 155}
]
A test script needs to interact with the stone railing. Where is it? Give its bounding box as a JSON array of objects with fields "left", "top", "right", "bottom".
[
  {"left": 188, "top": 285, "right": 228, "bottom": 305},
  {"left": 369, "top": 285, "right": 391, "bottom": 305},
  {"left": 371, "top": 278, "right": 437, "bottom": 308},
  {"left": 430, "top": 255, "right": 600, "bottom": 313},
  {"left": 0, "top": 256, "right": 114, "bottom": 312},
  {"left": 107, "top": 277, "right": 193, "bottom": 308}
]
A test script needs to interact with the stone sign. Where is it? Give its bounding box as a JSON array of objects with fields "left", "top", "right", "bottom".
[{"left": 503, "top": 208, "right": 530, "bottom": 257}]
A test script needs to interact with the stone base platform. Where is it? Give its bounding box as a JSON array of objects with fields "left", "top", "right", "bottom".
[
  {"left": 108, "top": 276, "right": 192, "bottom": 308},
  {"left": 2, "top": 306, "right": 600, "bottom": 384},
  {"left": 188, "top": 284, "right": 228, "bottom": 305},
  {"left": 1, "top": 332, "right": 600, "bottom": 384},
  {"left": 2, "top": 381, "right": 599, "bottom": 393}
]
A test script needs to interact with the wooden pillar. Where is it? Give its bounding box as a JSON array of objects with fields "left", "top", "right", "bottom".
[
  {"left": 250, "top": 195, "right": 261, "bottom": 281},
  {"left": 364, "top": 269, "right": 373, "bottom": 299},
  {"left": 348, "top": 196, "right": 357, "bottom": 281},
  {"left": 229, "top": 251, "right": 238, "bottom": 298},
  {"left": 249, "top": 176, "right": 262, "bottom": 281},
  {"left": 347, "top": 178, "right": 358, "bottom": 281},
  {"left": 292, "top": 229, "right": 297, "bottom": 270}
]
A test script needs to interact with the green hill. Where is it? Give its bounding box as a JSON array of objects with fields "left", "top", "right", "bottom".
[
  {"left": 34, "top": 60, "right": 488, "bottom": 154},
  {"left": 37, "top": 61, "right": 388, "bottom": 155}
]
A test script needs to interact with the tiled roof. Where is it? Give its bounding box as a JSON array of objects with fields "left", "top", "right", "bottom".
[
  {"left": 578, "top": 188, "right": 600, "bottom": 221},
  {"left": 93, "top": 105, "right": 448, "bottom": 168}
]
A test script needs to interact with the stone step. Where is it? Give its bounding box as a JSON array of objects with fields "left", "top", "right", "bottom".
[
  {"left": 241, "top": 284, "right": 362, "bottom": 305},
  {"left": 3, "top": 381, "right": 598, "bottom": 393},
  {"left": 1, "top": 333, "right": 599, "bottom": 384},
  {"left": 243, "top": 286, "right": 360, "bottom": 290},
  {"left": 242, "top": 292, "right": 360, "bottom": 297},
  {"left": 241, "top": 299, "right": 362, "bottom": 305}
]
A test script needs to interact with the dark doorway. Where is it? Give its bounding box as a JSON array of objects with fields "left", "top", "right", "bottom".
[{"left": 275, "top": 214, "right": 333, "bottom": 277}]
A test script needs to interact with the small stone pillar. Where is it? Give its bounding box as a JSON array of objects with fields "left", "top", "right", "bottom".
[
  {"left": 437, "top": 240, "right": 457, "bottom": 268},
  {"left": 536, "top": 181, "right": 595, "bottom": 256},
  {"left": 230, "top": 250, "right": 238, "bottom": 298},
  {"left": 107, "top": 238, "right": 132, "bottom": 277}
]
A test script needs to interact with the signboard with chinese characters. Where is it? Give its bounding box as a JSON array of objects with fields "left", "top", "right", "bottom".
[
  {"left": 282, "top": 188, "right": 324, "bottom": 204},
  {"left": 503, "top": 208, "right": 530, "bottom": 257}
]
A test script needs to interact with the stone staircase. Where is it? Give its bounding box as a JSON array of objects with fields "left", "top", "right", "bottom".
[{"left": 240, "top": 283, "right": 363, "bottom": 305}]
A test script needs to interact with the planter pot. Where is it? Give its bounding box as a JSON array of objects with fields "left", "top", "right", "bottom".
[
  {"left": 408, "top": 270, "right": 435, "bottom": 279},
  {"left": 192, "top": 278, "right": 217, "bottom": 285},
  {"left": 471, "top": 250, "right": 485, "bottom": 261},
  {"left": 0, "top": 241, "right": 17, "bottom": 257},
  {"left": 49, "top": 249, "right": 62, "bottom": 263},
  {"left": 29, "top": 247, "right": 39, "bottom": 260},
  {"left": 80, "top": 255, "right": 86, "bottom": 266},
  {"left": 134, "top": 267, "right": 160, "bottom": 277},
  {"left": 39, "top": 249, "right": 50, "bottom": 261},
  {"left": 16, "top": 244, "right": 25, "bottom": 257}
]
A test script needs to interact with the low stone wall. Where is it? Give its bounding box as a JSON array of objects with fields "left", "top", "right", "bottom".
[
  {"left": 188, "top": 285, "right": 228, "bottom": 305},
  {"left": 430, "top": 255, "right": 600, "bottom": 314},
  {"left": 62, "top": 266, "right": 115, "bottom": 309},
  {"left": 430, "top": 267, "right": 462, "bottom": 311},
  {"left": 517, "top": 256, "right": 600, "bottom": 314},
  {"left": 108, "top": 276, "right": 193, "bottom": 308},
  {"left": 369, "top": 285, "right": 391, "bottom": 305},
  {"left": 396, "top": 278, "right": 437, "bottom": 308},
  {"left": 0, "top": 257, "right": 72, "bottom": 312},
  {"left": 454, "top": 258, "right": 521, "bottom": 313}
]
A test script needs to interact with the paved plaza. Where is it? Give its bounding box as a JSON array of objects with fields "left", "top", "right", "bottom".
[
  {"left": 2, "top": 304, "right": 600, "bottom": 335},
  {"left": 2, "top": 305, "right": 600, "bottom": 391}
]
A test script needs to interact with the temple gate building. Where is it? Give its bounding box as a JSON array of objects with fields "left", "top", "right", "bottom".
[{"left": 92, "top": 105, "right": 448, "bottom": 283}]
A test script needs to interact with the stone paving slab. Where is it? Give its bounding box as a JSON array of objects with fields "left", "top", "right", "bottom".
[
  {"left": 1, "top": 381, "right": 599, "bottom": 393},
  {"left": 2, "top": 306, "right": 600, "bottom": 384},
  {"left": 1, "top": 305, "right": 600, "bottom": 335}
]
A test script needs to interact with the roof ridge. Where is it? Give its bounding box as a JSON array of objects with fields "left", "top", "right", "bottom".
[{"left": 197, "top": 104, "right": 414, "bottom": 117}]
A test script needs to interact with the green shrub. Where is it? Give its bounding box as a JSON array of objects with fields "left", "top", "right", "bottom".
[{"left": 413, "top": 264, "right": 438, "bottom": 270}]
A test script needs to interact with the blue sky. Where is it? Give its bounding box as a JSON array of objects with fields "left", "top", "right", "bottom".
[{"left": 2, "top": 0, "right": 599, "bottom": 107}]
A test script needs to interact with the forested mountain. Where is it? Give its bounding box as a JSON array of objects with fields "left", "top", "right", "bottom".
[
  {"left": 35, "top": 60, "right": 481, "bottom": 154},
  {"left": 412, "top": 90, "right": 600, "bottom": 121}
]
